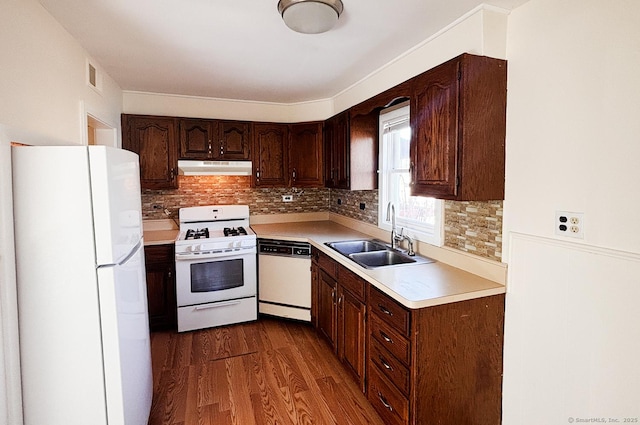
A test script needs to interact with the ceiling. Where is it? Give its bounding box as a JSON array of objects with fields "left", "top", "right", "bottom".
[{"left": 38, "top": 0, "right": 528, "bottom": 104}]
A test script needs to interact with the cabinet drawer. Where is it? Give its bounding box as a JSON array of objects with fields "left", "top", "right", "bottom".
[
  {"left": 144, "top": 244, "right": 174, "bottom": 264},
  {"left": 338, "top": 267, "right": 365, "bottom": 301},
  {"left": 370, "top": 313, "right": 410, "bottom": 366},
  {"left": 316, "top": 250, "right": 338, "bottom": 279},
  {"left": 367, "top": 365, "right": 409, "bottom": 425},
  {"left": 369, "top": 287, "right": 410, "bottom": 337},
  {"left": 369, "top": 338, "right": 410, "bottom": 396}
]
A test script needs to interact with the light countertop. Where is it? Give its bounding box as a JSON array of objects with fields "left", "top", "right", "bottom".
[
  {"left": 251, "top": 221, "right": 506, "bottom": 310},
  {"left": 143, "top": 219, "right": 179, "bottom": 246}
]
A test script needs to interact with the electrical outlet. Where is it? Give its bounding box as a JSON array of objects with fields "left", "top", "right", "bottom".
[
  {"left": 282, "top": 195, "right": 293, "bottom": 202},
  {"left": 555, "top": 211, "right": 584, "bottom": 239}
]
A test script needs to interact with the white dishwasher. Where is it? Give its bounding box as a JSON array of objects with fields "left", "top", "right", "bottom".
[{"left": 258, "top": 239, "right": 312, "bottom": 322}]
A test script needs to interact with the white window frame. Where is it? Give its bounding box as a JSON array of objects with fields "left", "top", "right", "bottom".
[{"left": 377, "top": 103, "right": 444, "bottom": 247}]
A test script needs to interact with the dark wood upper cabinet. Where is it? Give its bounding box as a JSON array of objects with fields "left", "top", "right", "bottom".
[
  {"left": 289, "top": 122, "right": 323, "bottom": 187},
  {"left": 179, "top": 119, "right": 218, "bottom": 159},
  {"left": 252, "top": 123, "right": 289, "bottom": 187},
  {"left": 122, "top": 114, "right": 178, "bottom": 190},
  {"left": 324, "top": 111, "right": 349, "bottom": 189},
  {"left": 323, "top": 111, "right": 377, "bottom": 190},
  {"left": 219, "top": 121, "right": 251, "bottom": 160},
  {"left": 179, "top": 119, "right": 250, "bottom": 160},
  {"left": 124, "top": 54, "right": 505, "bottom": 199},
  {"left": 324, "top": 53, "right": 506, "bottom": 199},
  {"left": 410, "top": 53, "right": 507, "bottom": 200}
]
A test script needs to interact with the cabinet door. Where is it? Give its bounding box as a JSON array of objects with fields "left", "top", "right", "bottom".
[
  {"left": 324, "top": 111, "right": 349, "bottom": 189},
  {"left": 289, "top": 122, "right": 323, "bottom": 187},
  {"left": 410, "top": 58, "right": 460, "bottom": 198},
  {"left": 122, "top": 115, "right": 178, "bottom": 189},
  {"left": 179, "top": 119, "right": 217, "bottom": 159},
  {"left": 339, "top": 287, "right": 366, "bottom": 392},
  {"left": 311, "top": 259, "right": 319, "bottom": 328},
  {"left": 317, "top": 270, "right": 337, "bottom": 351},
  {"left": 144, "top": 245, "right": 176, "bottom": 331},
  {"left": 218, "top": 121, "right": 251, "bottom": 160},
  {"left": 252, "top": 123, "right": 288, "bottom": 187}
]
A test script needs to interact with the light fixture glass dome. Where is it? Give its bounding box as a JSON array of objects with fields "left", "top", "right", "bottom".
[{"left": 278, "top": 0, "right": 344, "bottom": 34}]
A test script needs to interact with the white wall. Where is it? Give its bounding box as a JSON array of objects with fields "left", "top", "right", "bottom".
[
  {"left": 502, "top": 0, "right": 640, "bottom": 422},
  {"left": 123, "top": 6, "right": 508, "bottom": 123},
  {"left": 0, "top": 1, "right": 124, "bottom": 423},
  {"left": 0, "top": 0, "right": 123, "bottom": 146}
]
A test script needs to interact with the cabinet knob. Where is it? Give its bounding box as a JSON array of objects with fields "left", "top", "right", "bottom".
[
  {"left": 292, "top": 168, "right": 297, "bottom": 182},
  {"left": 256, "top": 168, "right": 260, "bottom": 181}
]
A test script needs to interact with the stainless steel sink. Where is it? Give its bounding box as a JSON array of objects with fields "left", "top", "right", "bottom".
[
  {"left": 325, "top": 239, "right": 388, "bottom": 256},
  {"left": 324, "top": 239, "right": 434, "bottom": 269},
  {"left": 350, "top": 250, "right": 417, "bottom": 267}
]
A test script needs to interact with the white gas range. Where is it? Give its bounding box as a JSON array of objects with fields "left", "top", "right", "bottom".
[{"left": 175, "top": 205, "right": 257, "bottom": 332}]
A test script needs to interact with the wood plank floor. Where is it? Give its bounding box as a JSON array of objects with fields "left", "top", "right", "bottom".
[{"left": 149, "top": 317, "right": 386, "bottom": 425}]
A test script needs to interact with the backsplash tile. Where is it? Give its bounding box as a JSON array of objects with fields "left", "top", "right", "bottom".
[
  {"left": 444, "top": 200, "right": 503, "bottom": 262},
  {"left": 142, "top": 177, "right": 502, "bottom": 262},
  {"left": 141, "top": 176, "right": 329, "bottom": 220},
  {"left": 329, "top": 189, "right": 378, "bottom": 225}
]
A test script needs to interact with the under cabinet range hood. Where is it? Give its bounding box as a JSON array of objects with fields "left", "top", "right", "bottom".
[{"left": 177, "top": 160, "right": 252, "bottom": 176}]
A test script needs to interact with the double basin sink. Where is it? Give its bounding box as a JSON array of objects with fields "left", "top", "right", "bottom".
[{"left": 325, "top": 239, "right": 434, "bottom": 269}]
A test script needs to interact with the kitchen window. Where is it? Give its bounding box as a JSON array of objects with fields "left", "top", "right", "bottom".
[{"left": 377, "top": 103, "right": 444, "bottom": 246}]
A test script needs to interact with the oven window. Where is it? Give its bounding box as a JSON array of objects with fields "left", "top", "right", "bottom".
[{"left": 190, "top": 259, "right": 244, "bottom": 292}]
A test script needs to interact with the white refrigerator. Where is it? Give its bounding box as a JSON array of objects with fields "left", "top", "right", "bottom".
[{"left": 12, "top": 146, "right": 153, "bottom": 425}]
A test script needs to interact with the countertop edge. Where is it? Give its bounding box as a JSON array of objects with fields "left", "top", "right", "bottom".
[
  {"left": 308, "top": 239, "right": 506, "bottom": 310},
  {"left": 251, "top": 221, "right": 506, "bottom": 310}
]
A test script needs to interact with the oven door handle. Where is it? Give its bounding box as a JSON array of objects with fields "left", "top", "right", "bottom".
[{"left": 194, "top": 300, "right": 241, "bottom": 310}]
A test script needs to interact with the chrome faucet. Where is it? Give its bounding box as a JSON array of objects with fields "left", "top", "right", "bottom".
[
  {"left": 386, "top": 202, "right": 398, "bottom": 249},
  {"left": 386, "top": 202, "right": 416, "bottom": 256}
]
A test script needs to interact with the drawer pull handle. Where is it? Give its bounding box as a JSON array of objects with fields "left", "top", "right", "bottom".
[
  {"left": 379, "top": 330, "right": 393, "bottom": 344},
  {"left": 377, "top": 391, "right": 393, "bottom": 412},
  {"left": 194, "top": 300, "right": 240, "bottom": 310},
  {"left": 379, "top": 355, "right": 393, "bottom": 371},
  {"left": 378, "top": 304, "right": 393, "bottom": 316}
]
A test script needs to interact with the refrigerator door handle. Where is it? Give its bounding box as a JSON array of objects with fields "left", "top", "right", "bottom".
[{"left": 97, "top": 240, "right": 144, "bottom": 268}]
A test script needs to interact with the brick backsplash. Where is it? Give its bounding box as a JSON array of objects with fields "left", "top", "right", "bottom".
[
  {"left": 329, "top": 189, "right": 378, "bottom": 225},
  {"left": 444, "top": 200, "right": 503, "bottom": 262},
  {"left": 142, "top": 176, "right": 502, "bottom": 262},
  {"left": 141, "top": 176, "right": 329, "bottom": 219}
]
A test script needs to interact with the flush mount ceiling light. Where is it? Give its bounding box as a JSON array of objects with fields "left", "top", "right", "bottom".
[{"left": 278, "top": 0, "right": 344, "bottom": 34}]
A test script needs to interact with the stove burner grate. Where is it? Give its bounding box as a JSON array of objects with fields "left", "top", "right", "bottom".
[
  {"left": 185, "top": 228, "right": 210, "bottom": 240},
  {"left": 223, "top": 226, "right": 248, "bottom": 237}
]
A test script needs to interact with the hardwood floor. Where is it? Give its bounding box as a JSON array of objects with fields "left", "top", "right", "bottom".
[{"left": 149, "top": 317, "right": 386, "bottom": 425}]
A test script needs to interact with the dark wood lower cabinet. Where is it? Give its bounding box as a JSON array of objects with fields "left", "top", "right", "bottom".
[
  {"left": 312, "top": 247, "right": 505, "bottom": 425},
  {"left": 144, "top": 244, "right": 176, "bottom": 331},
  {"left": 314, "top": 249, "right": 366, "bottom": 391},
  {"left": 337, "top": 286, "right": 366, "bottom": 392},
  {"left": 316, "top": 269, "right": 337, "bottom": 350},
  {"left": 367, "top": 287, "right": 505, "bottom": 425}
]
